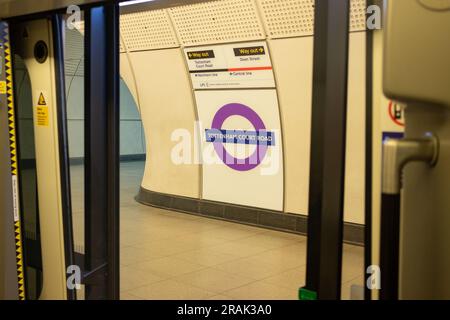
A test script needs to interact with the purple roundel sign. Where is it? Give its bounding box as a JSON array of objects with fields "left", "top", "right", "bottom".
[{"left": 209, "top": 103, "right": 271, "bottom": 171}]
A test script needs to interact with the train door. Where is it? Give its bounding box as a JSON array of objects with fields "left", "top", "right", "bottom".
[
  {"left": 1, "top": 1, "right": 120, "bottom": 301},
  {"left": 0, "top": 18, "right": 76, "bottom": 300},
  {"left": 0, "top": 22, "right": 20, "bottom": 300}
]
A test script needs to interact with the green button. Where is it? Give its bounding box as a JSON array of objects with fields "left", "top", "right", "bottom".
[{"left": 299, "top": 287, "right": 317, "bottom": 300}]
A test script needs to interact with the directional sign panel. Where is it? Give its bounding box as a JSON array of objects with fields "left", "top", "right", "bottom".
[{"left": 184, "top": 41, "right": 276, "bottom": 89}]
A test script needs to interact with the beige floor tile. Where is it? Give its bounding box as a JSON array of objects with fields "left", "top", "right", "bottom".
[
  {"left": 263, "top": 266, "right": 306, "bottom": 291},
  {"left": 214, "top": 256, "right": 295, "bottom": 280},
  {"left": 121, "top": 228, "right": 179, "bottom": 246},
  {"left": 152, "top": 223, "right": 212, "bottom": 238},
  {"left": 175, "top": 268, "right": 255, "bottom": 294},
  {"left": 249, "top": 243, "right": 307, "bottom": 270},
  {"left": 172, "top": 217, "right": 208, "bottom": 227},
  {"left": 206, "top": 294, "right": 234, "bottom": 300},
  {"left": 224, "top": 281, "right": 297, "bottom": 300},
  {"left": 232, "top": 232, "right": 303, "bottom": 250},
  {"left": 209, "top": 241, "right": 269, "bottom": 258},
  {"left": 120, "top": 291, "right": 144, "bottom": 300},
  {"left": 197, "top": 225, "right": 266, "bottom": 241},
  {"left": 173, "top": 248, "right": 240, "bottom": 267},
  {"left": 132, "top": 238, "right": 204, "bottom": 257},
  {"left": 121, "top": 266, "right": 165, "bottom": 291},
  {"left": 130, "top": 256, "right": 207, "bottom": 278},
  {"left": 171, "top": 233, "right": 228, "bottom": 249},
  {"left": 121, "top": 246, "right": 164, "bottom": 266},
  {"left": 341, "top": 245, "right": 364, "bottom": 283},
  {"left": 132, "top": 280, "right": 215, "bottom": 300},
  {"left": 120, "top": 219, "right": 149, "bottom": 233}
]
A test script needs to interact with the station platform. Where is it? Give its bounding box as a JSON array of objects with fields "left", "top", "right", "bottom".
[{"left": 70, "top": 161, "right": 363, "bottom": 300}]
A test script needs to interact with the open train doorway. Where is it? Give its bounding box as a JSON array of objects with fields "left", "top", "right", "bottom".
[
  {"left": 64, "top": 20, "right": 146, "bottom": 300},
  {"left": 63, "top": 3, "right": 310, "bottom": 301},
  {"left": 114, "top": 0, "right": 365, "bottom": 300},
  {"left": 0, "top": 0, "right": 368, "bottom": 301}
]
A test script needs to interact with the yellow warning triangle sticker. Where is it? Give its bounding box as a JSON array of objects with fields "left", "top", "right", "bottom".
[{"left": 38, "top": 93, "right": 47, "bottom": 106}]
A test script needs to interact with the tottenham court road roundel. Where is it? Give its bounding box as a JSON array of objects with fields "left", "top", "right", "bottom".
[{"left": 205, "top": 103, "right": 276, "bottom": 171}]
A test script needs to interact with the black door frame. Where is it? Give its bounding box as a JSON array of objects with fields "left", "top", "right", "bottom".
[
  {"left": 303, "top": 0, "right": 350, "bottom": 300},
  {"left": 364, "top": 0, "right": 375, "bottom": 301},
  {"left": 84, "top": 2, "right": 120, "bottom": 300}
]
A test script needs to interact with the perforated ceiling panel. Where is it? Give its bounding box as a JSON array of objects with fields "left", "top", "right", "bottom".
[
  {"left": 258, "top": 0, "right": 315, "bottom": 37},
  {"left": 169, "top": 0, "right": 265, "bottom": 46},
  {"left": 349, "top": 0, "right": 367, "bottom": 32},
  {"left": 120, "top": 10, "right": 179, "bottom": 51},
  {"left": 257, "top": 0, "right": 367, "bottom": 39}
]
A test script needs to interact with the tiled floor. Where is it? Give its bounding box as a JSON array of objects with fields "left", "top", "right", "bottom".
[{"left": 70, "top": 161, "right": 364, "bottom": 300}]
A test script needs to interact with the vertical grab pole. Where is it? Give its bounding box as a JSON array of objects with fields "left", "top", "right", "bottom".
[
  {"left": 301, "top": 0, "right": 350, "bottom": 300},
  {"left": 84, "top": 2, "right": 120, "bottom": 300}
]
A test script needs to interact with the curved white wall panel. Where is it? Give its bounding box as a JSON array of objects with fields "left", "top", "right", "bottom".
[
  {"left": 344, "top": 32, "right": 366, "bottom": 225},
  {"left": 128, "top": 49, "right": 200, "bottom": 198},
  {"left": 269, "top": 37, "right": 313, "bottom": 215}
]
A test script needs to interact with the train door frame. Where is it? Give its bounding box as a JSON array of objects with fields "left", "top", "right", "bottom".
[
  {"left": 302, "top": 0, "right": 351, "bottom": 300},
  {"left": 83, "top": 2, "right": 120, "bottom": 300},
  {"left": 1, "top": 0, "right": 120, "bottom": 300}
]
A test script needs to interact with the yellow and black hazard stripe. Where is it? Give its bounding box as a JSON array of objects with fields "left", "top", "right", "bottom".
[{"left": 0, "top": 21, "right": 26, "bottom": 300}]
